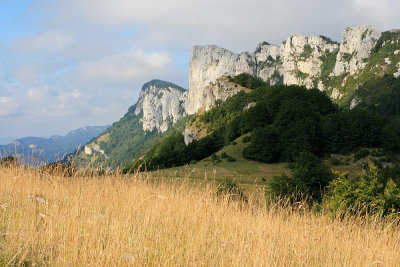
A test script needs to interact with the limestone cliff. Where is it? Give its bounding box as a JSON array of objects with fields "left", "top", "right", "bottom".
[
  {"left": 186, "top": 45, "right": 256, "bottom": 114},
  {"left": 333, "top": 25, "right": 382, "bottom": 75},
  {"left": 184, "top": 76, "right": 251, "bottom": 144},
  {"left": 200, "top": 76, "right": 251, "bottom": 112},
  {"left": 134, "top": 80, "right": 187, "bottom": 133},
  {"left": 186, "top": 25, "right": 397, "bottom": 115}
]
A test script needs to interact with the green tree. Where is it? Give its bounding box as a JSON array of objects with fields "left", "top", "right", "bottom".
[
  {"left": 268, "top": 152, "right": 331, "bottom": 202},
  {"left": 327, "top": 163, "right": 400, "bottom": 215}
]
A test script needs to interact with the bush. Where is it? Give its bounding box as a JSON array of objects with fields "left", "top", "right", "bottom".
[
  {"left": 220, "top": 152, "right": 228, "bottom": 159},
  {"left": 354, "top": 148, "right": 370, "bottom": 161},
  {"left": 226, "top": 156, "right": 237, "bottom": 162},
  {"left": 228, "top": 73, "right": 266, "bottom": 89},
  {"left": 268, "top": 152, "right": 331, "bottom": 202},
  {"left": 217, "top": 179, "right": 247, "bottom": 202},
  {"left": 326, "top": 163, "right": 400, "bottom": 216},
  {"left": 329, "top": 157, "right": 342, "bottom": 166},
  {"left": 0, "top": 155, "right": 19, "bottom": 166},
  {"left": 242, "top": 135, "right": 251, "bottom": 143}
]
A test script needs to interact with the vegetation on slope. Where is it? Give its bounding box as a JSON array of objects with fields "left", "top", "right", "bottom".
[
  {"left": 333, "top": 30, "right": 400, "bottom": 107},
  {"left": 128, "top": 73, "right": 400, "bottom": 172},
  {"left": 75, "top": 103, "right": 193, "bottom": 169}
]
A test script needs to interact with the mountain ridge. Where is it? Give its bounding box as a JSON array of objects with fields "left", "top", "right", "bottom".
[
  {"left": 77, "top": 24, "right": 400, "bottom": 169},
  {"left": 186, "top": 25, "right": 400, "bottom": 114},
  {"left": 0, "top": 126, "right": 109, "bottom": 164}
]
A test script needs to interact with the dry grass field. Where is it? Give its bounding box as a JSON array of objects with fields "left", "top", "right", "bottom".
[{"left": 0, "top": 164, "right": 399, "bottom": 266}]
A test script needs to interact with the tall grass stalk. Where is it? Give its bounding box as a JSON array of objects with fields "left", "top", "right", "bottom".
[{"left": 0, "top": 165, "right": 399, "bottom": 266}]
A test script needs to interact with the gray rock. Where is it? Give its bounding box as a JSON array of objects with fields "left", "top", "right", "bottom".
[
  {"left": 333, "top": 25, "right": 382, "bottom": 75},
  {"left": 135, "top": 80, "right": 187, "bottom": 133}
]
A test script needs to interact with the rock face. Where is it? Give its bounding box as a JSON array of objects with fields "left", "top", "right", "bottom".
[
  {"left": 186, "top": 25, "right": 391, "bottom": 115},
  {"left": 333, "top": 25, "right": 382, "bottom": 75},
  {"left": 134, "top": 80, "right": 187, "bottom": 132},
  {"left": 201, "top": 76, "right": 251, "bottom": 112},
  {"left": 183, "top": 77, "right": 251, "bottom": 144},
  {"left": 278, "top": 34, "right": 339, "bottom": 87},
  {"left": 186, "top": 45, "right": 256, "bottom": 114},
  {"left": 187, "top": 33, "right": 341, "bottom": 114}
]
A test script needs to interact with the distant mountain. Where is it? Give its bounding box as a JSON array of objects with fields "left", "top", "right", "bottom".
[{"left": 0, "top": 126, "right": 109, "bottom": 164}]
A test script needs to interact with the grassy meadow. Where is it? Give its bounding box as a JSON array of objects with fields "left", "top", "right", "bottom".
[
  {"left": 1, "top": 163, "right": 400, "bottom": 266},
  {"left": 150, "top": 135, "right": 363, "bottom": 189}
]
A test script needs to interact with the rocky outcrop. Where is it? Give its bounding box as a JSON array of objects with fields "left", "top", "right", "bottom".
[
  {"left": 186, "top": 45, "right": 257, "bottom": 114},
  {"left": 278, "top": 35, "right": 339, "bottom": 87},
  {"left": 134, "top": 80, "right": 187, "bottom": 132},
  {"left": 201, "top": 76, "right": 251, "bottom": 112},
  {"left": 187, "top": 31, "right": 341, "bottom": 114},
  {"left": 333, "top": 25, "right": 382, "bottom": 75}
]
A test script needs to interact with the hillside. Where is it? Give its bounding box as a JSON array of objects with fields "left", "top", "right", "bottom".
[
  {"left": 0, "top": 126, "right": 109, "bottom": 164},
  {"left": 127, "top": 78, "right": 400, "bottom": 172},
  {"left": 75, "top": 80, "right": 189, "bottom": 169},
  {"left": 147, "top": 134, "right": 364, "bottom": 188}
]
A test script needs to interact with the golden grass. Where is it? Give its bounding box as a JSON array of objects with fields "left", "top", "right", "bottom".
[{"left": 0, "top": 165, "right": 399, "bottom": 266}]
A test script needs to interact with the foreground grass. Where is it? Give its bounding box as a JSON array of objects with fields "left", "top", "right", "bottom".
[{"left": 0, "top": 165, "right": 399, "bottom": 266}]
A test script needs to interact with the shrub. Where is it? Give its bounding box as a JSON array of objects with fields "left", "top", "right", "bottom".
[
  {"left": 220, "top": 152, "right": 228, "bottom": 159},
  {"left": 228, "top": 73, "right": 266, "bottom": 89},
  {"left": 370, "top": 149, "right": 384, "bottom": 157},
  {"left": 226, "top": 156, "right": 237, "bottom": 162},
  {"left": 217, "top": 178, "right": 247, "bottom": 202},
  {"left": 354, "top": 148, "right": 370, "bottom": 161},
  {"left": 268, "top": 152, "right": 331, "bottom": 202},
  {"left": 0, "top": 155, "right": 19, "bottom": 166},
  {"left": 242, "top": 136, "right": 251, "bottom": 143},
  {"left": 329, "top": 157, "right": 342, "bottom": 166},
  {"left": 211, "top": 154, "right": 221, "bottom": 164},
  {"left": 326, "top": 163, "right": 400, "bottom": 216}
]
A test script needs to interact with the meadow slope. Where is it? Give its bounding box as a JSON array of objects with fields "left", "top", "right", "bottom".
[{"left": 0, "top": 165, "right": 399, "bottom": 266}]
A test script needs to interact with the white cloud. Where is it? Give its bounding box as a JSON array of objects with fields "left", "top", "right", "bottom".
[
  {"left": 14, "top": 64, "right": 41, "bottom": 84},
  {"left": 0, "top": 101, "right": 17, "bottom": 117},
  {"left": 79, "top": 47, "right": 171, "bottom": 81},
  {"left": 58, "top": 88, "right": 82, "bottom": 102},
  {"left": 28, "top": 87, "right": 49, "bottom": 102},
  {"left": 13, "top": 31, "right": 74, "bottom": 54},
  {"left": 0, "top": 97, "right": 11, "bottom": 103}
]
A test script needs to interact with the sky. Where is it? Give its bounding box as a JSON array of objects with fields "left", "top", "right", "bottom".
[{"left": 0, "top": 0, "right": 399, "bottom": 144}]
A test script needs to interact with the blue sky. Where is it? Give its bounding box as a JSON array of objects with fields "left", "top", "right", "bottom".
[{"left": 0, "top": 0, "right": 399, "bottom": 144}]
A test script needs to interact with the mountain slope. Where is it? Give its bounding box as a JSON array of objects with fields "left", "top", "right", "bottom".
[
  {"left": 77, "top": 25, "right": 400, "bottom": 170},
  {"left": 75, "top": 80, "right": 189, "bottom": 169},
  {"left": 0, "top": 126, "right": 109, "bottom": 164},
  {"left": 128, "top": 77, "right": 400, "bottom": 173}
]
